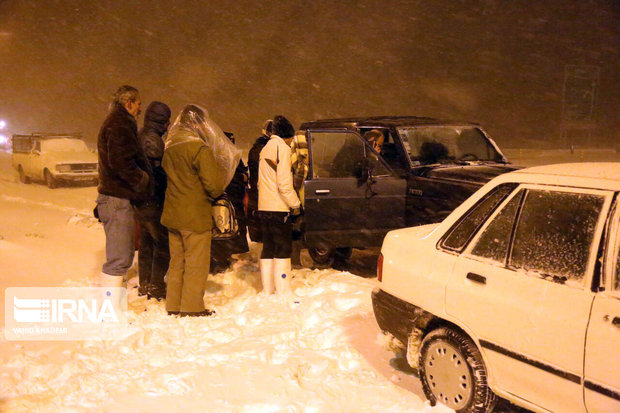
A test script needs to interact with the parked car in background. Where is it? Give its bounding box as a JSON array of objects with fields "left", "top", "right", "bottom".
[
  {"left": 270, "top": 116, "right": 519, "bottom": 267},
  {"left": 372, "top": 163, "right": 620, "bottom": 413},
  {"left": 12, "top": 133, "right": 98, "bottom": 188}
]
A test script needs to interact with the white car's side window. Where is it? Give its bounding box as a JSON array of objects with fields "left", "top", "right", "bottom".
[
  {"left": 510, "top": 189, "right": 605, "bottom": 284},
  {"left": 440, "top": 183, "right": 516, "bottom": 252},
  {"left": 615, "top": 224, "right": 620, "bottom": 291},
  {"left": 469, "top": 189, "right": 524, "bottom": 264}
]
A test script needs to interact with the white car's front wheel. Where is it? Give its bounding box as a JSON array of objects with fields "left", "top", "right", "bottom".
[
  {"left": 18, "top": 165, "right": 30, "bottom": 184},
  {"left": 419, "top": 327, "right": 496, "bottom": 412},
  {"left": 44, "top": 169, "right": 57, "bottom": 189}
]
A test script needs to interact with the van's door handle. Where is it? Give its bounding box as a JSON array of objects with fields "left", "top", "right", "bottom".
[
  {"left": 612, "top": 317, "right": 620, "bottom": 328},
  {"left": 466, "top": 272, "right": 486, "bottom": 285},
  {"left": 315, "top": 189, "right": 330, "bottom": 195}
]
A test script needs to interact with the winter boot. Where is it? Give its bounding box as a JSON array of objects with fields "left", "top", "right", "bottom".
[
  {"left": 93, "top": 272, "right": 125, "bottom": 288},
  {"left": 273, "top": 258, "right": 292, "bottom": 294},
  {"left": 147, "top": 283, "right": 167, "bottom": 301},
  {"left": 179, "top": 309, "right": 216, "bottom": 317},
  {"left": 137, "top": 284, "right": 150, "bottom": 297},
  {"left": 260, "top": 259, "right": 275, "bottom": 294}
]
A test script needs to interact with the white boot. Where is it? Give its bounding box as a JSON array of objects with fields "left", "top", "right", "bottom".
[
  {"left": 273, "top": 258, "right": 292, "bottom": 294},
  {"left": 259, "top": 259, "right": 275, "bottom": 294},
  {"left": 94, "top": 272, "right": 125, "bottom": 288}
]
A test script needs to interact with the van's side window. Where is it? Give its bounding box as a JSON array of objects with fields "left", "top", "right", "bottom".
[{"left": 311, "top": 131, "right": 365, "bottom": 179}]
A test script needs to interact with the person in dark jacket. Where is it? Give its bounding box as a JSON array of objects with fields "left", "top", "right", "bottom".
[
  {"left": 210, "top": 131, "right": 249, "bottom": 272},
  {"left": 247, "top": 119, "right": 272, "bottom": 242},
  {"left": 95, "top": 85, "right": 149, "bottom": 287},
  {"left": 134, "top": 101, "right": 172, "bottom": 299}
]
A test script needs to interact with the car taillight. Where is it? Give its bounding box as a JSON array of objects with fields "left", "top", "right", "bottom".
[{"left": 377, "top": 253, "right": 384, "bottom": 282}]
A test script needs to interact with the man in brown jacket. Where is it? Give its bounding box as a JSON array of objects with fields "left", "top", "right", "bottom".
[
  {"left": 95, "top": 85, "right": 150, "bottom": 287},
  {"left": 161, "top": 104, "right": 238, "bottom": 316}
]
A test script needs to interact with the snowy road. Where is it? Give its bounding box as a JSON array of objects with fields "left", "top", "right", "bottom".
[
  {"left": 0, "top": 151, "right": 442, "bottom": 412},
  {"left": 5, "top": 148, "right": 612, "bottom": 411}
]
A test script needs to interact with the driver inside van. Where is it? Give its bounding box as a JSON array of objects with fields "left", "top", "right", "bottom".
[{"left": 363, "top": 129, "right": 384, "bottom": 154}]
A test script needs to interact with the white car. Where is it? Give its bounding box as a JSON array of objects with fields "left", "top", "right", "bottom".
[
  {"left": 12, "top": 134, "right": 98, "bottom": 188},
  {"left": 372, "top": 163, "right": 620, "bottom": 413}
]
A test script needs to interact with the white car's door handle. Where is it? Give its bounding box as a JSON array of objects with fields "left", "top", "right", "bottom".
[
  {"left": 466, "top": 272, "right": 486, "bottom": 285},
  {"left": 611, "top": 317, "right": 620, "bottom": 328},
  {"left": 315, "top": 189, "right": 330, "bottom": 195}
]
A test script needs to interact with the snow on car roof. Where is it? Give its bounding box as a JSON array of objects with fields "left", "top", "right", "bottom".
[
  {"left": 484, "top": 162, "right": 620, "bottom": 192},
  {"left": 513, "top": 162, "right": 620, "bottom": 181}
]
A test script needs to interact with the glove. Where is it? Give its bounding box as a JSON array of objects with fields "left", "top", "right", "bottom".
[
  {"left": 288, "top": 206, "right": 303, "bottom": 223},
  {"left": 290, "top": 206, "right": 303, "bottom": 217}
]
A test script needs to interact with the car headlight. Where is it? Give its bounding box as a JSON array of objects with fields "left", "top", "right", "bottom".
[{"left": 56, "top": 164, "right": 71, "bottom": 172}]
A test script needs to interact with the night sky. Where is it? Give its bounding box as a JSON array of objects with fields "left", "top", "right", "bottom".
[{"left": 0, "top": 0, "right": 618, "bottom": 149}]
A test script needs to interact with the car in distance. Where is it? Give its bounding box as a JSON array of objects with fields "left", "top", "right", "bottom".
[
  {"left": 284, "top": 116, "right": 519, "bottom": 266},
  {"left": 12, "top": 133, "right": 98, "bottom": 188},
  {"left": 372, "top": 163, "right": 620, "bottom": 413}
]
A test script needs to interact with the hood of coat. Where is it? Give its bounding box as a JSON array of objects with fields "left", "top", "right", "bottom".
[{"left": 143, "top": 101, "right": 171, "bottom": 136}]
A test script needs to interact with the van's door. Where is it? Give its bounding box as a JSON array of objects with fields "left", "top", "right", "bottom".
[
  {"left": 584, "top": 199, "right": 620, "bottom": 412},
  {"left": 303, "top": 129, "right": 406, "bottom": 249}
]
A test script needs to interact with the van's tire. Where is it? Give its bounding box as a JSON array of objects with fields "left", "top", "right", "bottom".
[
  {"left": 44, "top": 169, "right": 58, "bottom": 189},
  {"left": 335, "top": 247, "right": 353, "bottom": 261},
  {"left": 18, "top": 165, "right": 30, "bottom": 184},
  {"left": 419, "top": 327, "right": 496, "bottom": 412},
  {"left": 308, "top": 247, "right": 335, "bottom": 268}
]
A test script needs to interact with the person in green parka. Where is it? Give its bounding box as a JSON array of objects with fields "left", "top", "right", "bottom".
[{"left": 161, "top": 104, "right": 240, "bottom": 316}]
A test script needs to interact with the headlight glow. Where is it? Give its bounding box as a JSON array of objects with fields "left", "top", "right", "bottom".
[{"left": 56, "top": 164, "right": 71, "bottom": 172}]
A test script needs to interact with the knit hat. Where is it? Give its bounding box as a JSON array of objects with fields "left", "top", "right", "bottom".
[
  {"left": 272, "top": 115, "right": 295, "bottom": 139},
  {"left": 144, "top": 101, "right": 171, "bottom": 125}
]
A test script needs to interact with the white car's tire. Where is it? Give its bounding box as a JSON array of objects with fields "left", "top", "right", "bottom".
[
  {"left": 18, "top": 165, "right": 30, "bottom": 184},
  {"left": 419, "top": 327, "right": 496, "bottom": 413},
  {"left": 44, "top": 169, "right": 57, "bottom": 189}
]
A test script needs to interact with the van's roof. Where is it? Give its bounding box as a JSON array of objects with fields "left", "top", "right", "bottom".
[{"left": 299, "top": 116, "right": 480, "bottom": 129}]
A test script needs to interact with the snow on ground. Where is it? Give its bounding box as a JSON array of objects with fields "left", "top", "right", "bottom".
[
  {"left": 0, "top": 149, "right": 617, "bottom": 412},
  {"left": 0, "top": 150, "right": 445, "bottom": 412}
]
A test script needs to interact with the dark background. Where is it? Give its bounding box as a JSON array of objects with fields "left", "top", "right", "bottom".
[{"left": 0, "top": 0, "right": 618, "bottom": 149}]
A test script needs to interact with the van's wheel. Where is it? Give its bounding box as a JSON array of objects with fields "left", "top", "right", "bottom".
[
  {"left": 18, "top": 165, "right": 30, "bottom": 184},
  {"left": 308, "top": 247, "right": 335, "bottom": 268},
  {"left": 419, "top": 327, "right": 496, "bottom": 413},
  {"left": 335, "top": 247, "right": 352, "bottom": 261},
  {"left": 44, "top": 169, "right": 57, "bottom": 189}
]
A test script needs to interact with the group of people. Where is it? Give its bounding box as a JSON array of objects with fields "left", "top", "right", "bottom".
[{"left": 94, "top": 85, "right": 304, "bottom": 317}]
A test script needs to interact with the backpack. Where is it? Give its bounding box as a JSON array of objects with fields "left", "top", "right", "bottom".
[{"left": 212, "top": 196, "right": 239, "bottom": 239}]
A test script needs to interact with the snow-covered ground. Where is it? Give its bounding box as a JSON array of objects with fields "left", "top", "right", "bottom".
[
  {"left": 1, "top": 149, "right": 617, "bottom": 412},
  {"left": 0, "top": 150, "right": 445, "bottom": 412}
]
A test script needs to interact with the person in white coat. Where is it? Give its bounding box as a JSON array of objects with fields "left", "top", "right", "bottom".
[{"left": 257, "top": 115, "right": 302, "bottom": 294}]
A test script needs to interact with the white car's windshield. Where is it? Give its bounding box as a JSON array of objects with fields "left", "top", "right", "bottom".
[
  {"left": 397, "top": 126, "right": 503, "bottom": 165},
  {"left": 41, "top": 138, "right": 89, "bottom": 153}
]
